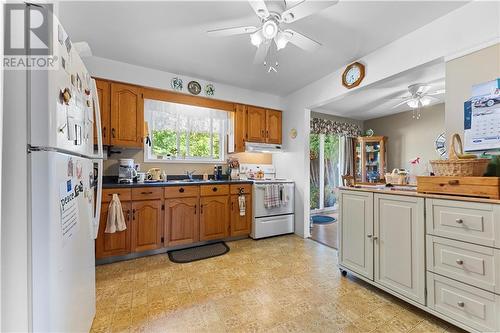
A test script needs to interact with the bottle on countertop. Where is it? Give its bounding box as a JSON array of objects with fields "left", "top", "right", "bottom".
[{"left": 217, "top": 165, "right": 223, "bottom": 180}]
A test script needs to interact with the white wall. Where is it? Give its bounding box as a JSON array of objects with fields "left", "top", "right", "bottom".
[
  {"left": 274, "top": 1, "right": 500, "bottom": 237},
  {"left": 83, "top": 56, "right": 284, "bottom": 110}
]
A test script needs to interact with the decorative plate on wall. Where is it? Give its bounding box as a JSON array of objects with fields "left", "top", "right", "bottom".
[
  {"left": 435, "top": 132, "right": 446, "bottom": 157},
  {"left": 205, "top": 84, "right": 215, "bottom": 96},
  {"left": 171, "top": 77, "right": 183, "bottom": 91},
  {"left": 188, "top": 81, "right": 202, "bottom": 95}
]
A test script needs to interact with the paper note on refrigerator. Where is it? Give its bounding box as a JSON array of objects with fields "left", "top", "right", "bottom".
[{"left": 59, "top": 179, "right": 79, "bottom": 246}]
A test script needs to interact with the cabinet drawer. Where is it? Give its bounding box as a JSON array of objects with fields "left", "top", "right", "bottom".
[
  {"left": 200, "top": 184, "right": 229, "bottom": 196},
  {"left": 131, "top": 187, "right": 163, "bottom": 201},
  {"left": 426, "top": 235, "right": 500, "bottom": 293},
  {"left": 426, "top": 199, "right": 500, "bottom": 248},
  {"left": 102, "top": 188, "right": 131, "bottom": 202},
  {"left": 165, "top": 185, "right": 199, "bottom": 198},
  {"left": 230, "top": 184, "right": 252, "bottom": 195},
  {"left": 427, "top": 272, "right": 500, "bottom": 332}
]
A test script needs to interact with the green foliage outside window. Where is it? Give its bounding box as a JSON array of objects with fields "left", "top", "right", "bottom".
[{"left": 152, "top": 129, "right": 221, "bottom": 160}]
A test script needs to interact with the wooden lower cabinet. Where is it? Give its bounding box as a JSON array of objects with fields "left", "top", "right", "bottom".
[
  {"left": 230, "top": 194, "right": 252, "bottom": 236},
  {"left": 200, "top": 196, "right": 229, "bottom": 241},
  {"left": 165, "top": 197, "right": 199, "bottom": 246},
  {"left": 95, "top": 202, "right": 131, "bottom": 258},
  {"left": 131, "top": 200, "right": 163, "bottom": 252}
]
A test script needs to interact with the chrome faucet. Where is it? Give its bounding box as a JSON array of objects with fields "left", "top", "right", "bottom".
[{"left": 186, "top": 170, "right": 196, "bottom": 180}]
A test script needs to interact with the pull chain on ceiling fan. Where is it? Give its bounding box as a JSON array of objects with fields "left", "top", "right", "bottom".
[{"left": 207, "top": 0, "right": 338, "bottom": 71}]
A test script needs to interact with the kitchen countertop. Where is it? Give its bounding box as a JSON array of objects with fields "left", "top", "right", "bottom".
[
  {"left": 339, "top": 185, "right": 500, "bottom": 204},
  {"left": 103, "top": 179, "right": 254, "bottom": 189}
]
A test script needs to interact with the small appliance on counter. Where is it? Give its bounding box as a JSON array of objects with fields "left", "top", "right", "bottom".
[
  {"left": 240, "top": 164, "right": 295, "bottom": 239},
  {"left": 118, "top": 158, "right": 137, "bottom": 183}
]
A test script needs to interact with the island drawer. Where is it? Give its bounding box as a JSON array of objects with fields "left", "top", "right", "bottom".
[
  {"left": 230, "top": 184, "right": 252, "bottom": 195},
  {"left": 165, "top": 185, "right": 199, "bottom": 198},
  {"left": 200, "top": 184, "right": 229, "bottom": 196},
  {"left": 132, "top": 187, "right": 163, "bottom": 201},
  {"left": 426, "top": 199, "right": 500, "bottom": 248},
  {"left": 427, "top": 272, "right": 500, "bottom": 332},
  {"left": 102, "top": 188, "right": 132, "bottom": 202},
  {"left": 426, "top": 235, "right": 500, "bottom": 293}
]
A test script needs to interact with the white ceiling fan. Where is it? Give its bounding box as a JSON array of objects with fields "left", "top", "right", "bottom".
[
  {"left": 392, "top": 83, "right": 445, "bottom": 119},
  {"left": 207, "top": 0, "right": 338, "bottom": 68}
]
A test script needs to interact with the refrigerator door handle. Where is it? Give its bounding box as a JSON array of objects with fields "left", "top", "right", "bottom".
[
  {"left": 93, "top": 158, "right": 103, "bottom": 239},
  {"left": 91, "top": 79, "right": 104, "bottom": 159}
]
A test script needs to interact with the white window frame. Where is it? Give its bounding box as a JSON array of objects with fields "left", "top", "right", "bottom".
[{"left": 144, "top": 100, "right": 226, "bottom": 164}]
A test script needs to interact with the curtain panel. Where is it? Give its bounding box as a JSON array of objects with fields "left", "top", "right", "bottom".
[{"left": 310, "top": 117, "right": 361, "bottom": 137}]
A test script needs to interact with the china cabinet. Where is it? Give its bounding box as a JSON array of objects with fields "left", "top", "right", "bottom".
[{"left": 354, "top": 136, "right": 387, "bottom": 183}]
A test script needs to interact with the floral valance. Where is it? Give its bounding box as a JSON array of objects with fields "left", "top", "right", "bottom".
[{"left": 310, "top": 117, "right": 361, "bottom": 137}]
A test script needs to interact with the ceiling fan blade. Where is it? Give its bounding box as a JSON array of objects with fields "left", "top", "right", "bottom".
[
  {"left": 207, "top": 26, "right": 257, "bottom": 37},
  {"left": 287, "top": 29, "right": 321, "bottom": 52},
  {"left": 425, "top": 95, "right": 441, "bottom": 102},
  {"left": 417, "top": 85, "right": 431, "bottom": 95},
  {"left": 281, "top": 0, "right": 338, "bottom": 24},
  {"left": 253, "top": 41, "right": 271, "bottom": 64},
  {"left": 427, "top": 89, "right": 446, "bottom": 96},
  {"left": 392, "top": 99, "right": 412, "bottom": 109},
  {"left": 248, "top": 0, "right": 269, "bottom": 19}
]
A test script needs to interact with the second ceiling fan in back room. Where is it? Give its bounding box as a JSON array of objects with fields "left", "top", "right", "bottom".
[
  {"left": 207, "top": 0, "right": 338, "bottom": 73},
  {"left": 392, "top": 83, "right": 445, "bottom": 120}
]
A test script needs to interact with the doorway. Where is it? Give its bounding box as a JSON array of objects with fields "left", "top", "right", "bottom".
[{"left": 310, "top": 133, "right": 340, "bottom": 249}]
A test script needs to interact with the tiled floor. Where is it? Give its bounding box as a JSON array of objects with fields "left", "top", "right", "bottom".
[
  {"left": 92, "top": 235, "right": 464, "bottom": 333},
  {"left": 310, "top": 212, "right": 338, "bottom": 249}
]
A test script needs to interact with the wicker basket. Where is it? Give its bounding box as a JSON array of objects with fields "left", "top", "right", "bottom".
[
  {"left": 430, "top": 134, "right": 490, "bottom": 177},
  {"left": 385, "top": 169, "right": 408, "bottom": 185}
]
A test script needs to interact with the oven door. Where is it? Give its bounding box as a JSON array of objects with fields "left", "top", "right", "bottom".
[{"left": 253, "top": 183, "right": 294, "bottom": 218}]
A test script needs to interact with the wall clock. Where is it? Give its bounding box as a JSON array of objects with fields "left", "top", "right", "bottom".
[
  {"left": 187, "top": 81, "right": 201, "bottom": 95},
  {"left": 342, "top": 62, "right": 365, "bottom": 89}
]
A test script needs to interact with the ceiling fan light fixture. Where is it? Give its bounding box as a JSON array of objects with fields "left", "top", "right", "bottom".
[
  {"left": 407, "top": 99, "right": 419, "bottom": 109},
  {"left": 250, "top": 30, "right": 264, "bottom": 47},
  {"left": 282, "top": 12, "right": 294, "bottom": 23},
  {"left": 262, "top": 19, "right": 278, "bottom": 39},
  {"left": 275, "top": 30, "right": 293, "bottom": 50},
  {"left": 420, "top": 96, "right": 432, "bottom": 106}
]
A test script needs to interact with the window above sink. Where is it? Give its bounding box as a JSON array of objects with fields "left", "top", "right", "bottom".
[{"left": 144, "top": 99, "right": 229, "bottom": 163}]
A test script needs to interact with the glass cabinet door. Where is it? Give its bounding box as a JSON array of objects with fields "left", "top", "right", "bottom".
[
  {"left": 364, "top": 141, "right": 381, "bottom": 183},
  {"left": 354, "top": 140, "right": 362, "bottom": 183}
]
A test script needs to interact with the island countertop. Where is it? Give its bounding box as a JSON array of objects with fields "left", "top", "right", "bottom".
[{"left": 339, "top": 185, "right": 500, "bottom": 205}]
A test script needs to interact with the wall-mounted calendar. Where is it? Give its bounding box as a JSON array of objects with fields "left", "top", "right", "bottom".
[{"left": 464, "top": 79, "right": 500, "bottom": 151}]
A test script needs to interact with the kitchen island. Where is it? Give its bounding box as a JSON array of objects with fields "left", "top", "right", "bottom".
[
  {"left": 97, "top": 179, "right": 253, "bottom": 263},
  {"left": 338, "top": 185, "right": 500, "bottom": 333}
]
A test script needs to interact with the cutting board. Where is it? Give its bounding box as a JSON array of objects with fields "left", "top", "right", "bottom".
[{"left": 417, "top": 176, "right": 500, "bottom": 199}]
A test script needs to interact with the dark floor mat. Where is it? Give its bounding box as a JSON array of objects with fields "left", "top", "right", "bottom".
[{"left": 167, "top": 242, "right": 230, "bottom": 263}]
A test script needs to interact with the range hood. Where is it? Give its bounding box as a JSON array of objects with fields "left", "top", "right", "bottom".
[{"left": 245, "top": 142, "right": 283, "bottom": 153}]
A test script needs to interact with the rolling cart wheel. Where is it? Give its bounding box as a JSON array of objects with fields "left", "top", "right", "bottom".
[{"left": 340, "top": 269, "right": 348, "bottom": 277}]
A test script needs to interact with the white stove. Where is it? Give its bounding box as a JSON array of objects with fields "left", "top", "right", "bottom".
[{"left": 239, "top": 164, "right": 295, "bottom": 239}]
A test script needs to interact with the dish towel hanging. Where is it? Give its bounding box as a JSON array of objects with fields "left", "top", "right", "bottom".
[
  {"left": 264, "top": 184, "right": 280, "bottom": 208},
  {"left": 105, "top": 194, "right": 127, "bottom": 233},
  {"left": 238, "top": 194, "right": 246, "bottom": 216},
  {"left": 279, "top": 184, "right": 289, "bottom": 207}
]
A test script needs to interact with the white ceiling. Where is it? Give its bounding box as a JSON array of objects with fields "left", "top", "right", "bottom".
[
  {"left": 314, "top": 60, "right": 446, "bottom": 120},
  {"left": 58, "top": 1, "right": 466, "bottom": 96}
]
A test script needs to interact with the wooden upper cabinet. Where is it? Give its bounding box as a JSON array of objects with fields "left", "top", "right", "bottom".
[
  {"left": 94, "top": 79, "right": 111, "bottom": 146},
  {"left": 246, "top": 106, "right": 267, "bottom": 142},
  {"left": 266, "top": 110, "right": 282, "bottom": 144},
  {"left": 200, "top": 196, "right": 229, "bottom": 241},
  {"left": 131, "top": 200, "right": 163, "bottom": 252},
  {"left": 110, "top": 82, "right": 144, "bottom": 148},
  {"left": 230, "top": 194, "right": 252, "bottom": 237},
  {"left": 165, "top": 197, "right": 199, "bottom": 246},
  {"left": 95, "top": 201, "right": 131, "bottom": 259},
  {"left": 234, "top": 104, "right": 247, "bottom": 152}
]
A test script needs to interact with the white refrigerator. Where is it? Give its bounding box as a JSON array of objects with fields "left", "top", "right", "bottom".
[{"left": 26, "top": 5, "right": 103, "bottom": 332}]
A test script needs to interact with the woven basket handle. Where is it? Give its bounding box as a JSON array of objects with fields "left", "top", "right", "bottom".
[{"left": 448, "top": 133, "right": 463, "bottom": 160}]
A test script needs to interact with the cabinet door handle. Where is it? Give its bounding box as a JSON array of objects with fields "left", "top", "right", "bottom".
[
  {"left": 367, "top": 234, "right": 372, "bottom": 238},
  {"left": 111, "top": 128, "right": 116, "bottom": 138},
  {"left": 212, "top": 187, "right": 218, "bottom": 192},
  {"left": 200, "top": 204, "right": 203, "bottom": 214},
  {"left": 231, "top": 201, "right": 234, "bottom": 211},
  {"left": 194, "top": 204, "right": 197, "bottom": 214},
  {"left": 132, "top": 209, "right": 136, "bottom": 220},
  {"left": 456, "top": 259, "right": 464, "bottom": 265},
  {"left": 179, "top": 188, "right": 185, "bottom": 193},
  {"left": 127, "top": 209, "right": 130, "bottom": 221},
  {"left": 102, "top": 127, "right": 106, "bottom": 138},
  {"left": 140, "top": 191, "right": 153, "bottom": 195},
  {"left": 261, "top": 130, "right": 265, "bottom": 137},
  {"left": 455, "top": 218, "right": 464, "bottom": 224},
  {"left": 266, "top": 130, "right": 269, "bottom": 138},
  {"left": 457, "top": 301, "right": 465, "bottom": 308},
  {"left": 373, "top": 236, "right": 378, "bottom": 240}
]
